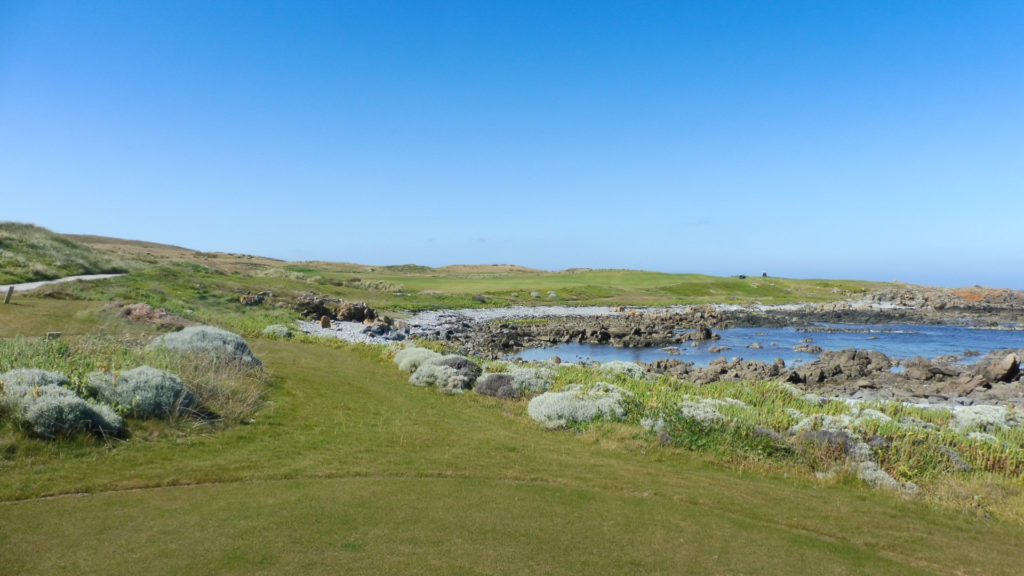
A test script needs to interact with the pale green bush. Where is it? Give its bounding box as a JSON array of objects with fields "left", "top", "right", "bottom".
[
  {"left": 261, "top": 324, "right": 293, "bottom": 339},
  {"left": 0, "top": 368, "right": 69, "bottom": 389},
  {"left": 88, "top": 366, "right": 195, "bottom": 419},
  {"left": 394, "top": 346, "right": 442, "bottom": 373},
  {"left": 509, "top": 367, "right": 554, "bottom": 394},
  {"left": 949, "top": 405, "right": 1023, "bottom": 432},
  {"left": 23, "top": 393, "right": 124, "bottom": 439},
  {"left": 151, "top": 326, "right": 261, "bottom": 367},
  {"left": 475, "top": 373, "right": 516, "bottom": 398},
  {"left": 527, "top": 382, "right": 632, "bottom": 428},
  {"left": 599, "top": 361, "right": 646, "bottom": 379},
  {"left": 409, "top": 363, "right": 465, "bottom": 393},
  {"left": 430, "top": 355, "right": 481, "bottom": 390},
  {"left": 1, "top": 369, "right": 123, "bottom": 438}
]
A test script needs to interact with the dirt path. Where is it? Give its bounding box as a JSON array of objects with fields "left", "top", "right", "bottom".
[{"left": 1, "top": 274, "right": 124, "bottom": 293}]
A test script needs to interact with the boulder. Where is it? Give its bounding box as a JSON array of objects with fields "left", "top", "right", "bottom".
[
  {"left": 336, "top": 302, "right": 377, "bottom": 322},
  {"left": 295, "top": 294, "right": 341, "bottom": 320},
  {"left": 793, "top": 344, "right": 822, "bottom": 354},
  {"left": 985, "top": 353, "right": 1020, "bottom": 383}
]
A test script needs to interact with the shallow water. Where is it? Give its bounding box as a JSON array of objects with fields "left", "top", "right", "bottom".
[{"left": 515, "top": 323, "right": 1024, "bottom": 367}]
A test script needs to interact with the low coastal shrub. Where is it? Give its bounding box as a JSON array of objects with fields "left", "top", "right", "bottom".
[
  {"left": 151, "top": 326, "right": 261, "bottom": 367},
  {"left": 394, "top": 346, "right": 441, "bottom": 373},
  {"left": 409, "top": 364, "right": 464, "bottom": 393},
  {"left": 0, "top": 368, "right": 69, "bottom": 389},
  {"left": 599, "top": 361, "right": 647, "bottom": 380},
  {"left": 432, "top": 355, "right": 481, "bottom": 389},
  {"left": 88, "top": 366, "right": 195, "bottom": 419},
  {"left": 1, "top": 369, "right": 124, "bottom": 438},
  {"left": 2, "top": 334, "right": 268, "bottom": 429},
  {"left": 475, "top": 373, "right": 516, "bottom": 398},
  {"left": 405, "top": 353, "right": 481, "bottom": 393},
  {"left": 527, "top": 382, "right": 632, "bottom": 428},
  {"left": 509, "top": 366, "right": 554, "bottom": 394},
  {"left": 261, "top": 324, "right": 293, "bottom": 339}
]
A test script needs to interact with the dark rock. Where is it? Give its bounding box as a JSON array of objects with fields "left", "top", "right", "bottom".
[
  {"left": 794, "top": 344, "right": 822, "bottom": 354},
  {"left": 985, "top": 352, "right": 1020, "bottom": 382},
  {"left": 295, "top": 294, "right": 342, "bottom": 320},
  {"left": 337, "top": 302, "right": 376, "bottom": 322}
]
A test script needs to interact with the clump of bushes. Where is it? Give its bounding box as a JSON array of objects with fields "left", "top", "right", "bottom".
[
  {"left": 1, "top": 369, "right": 124, "bottom": 439},
  {"left": 394, "top": 346, "right": 442, "bottom": 373},
  {"left": 88, "top": 366, "right": 195, "bottom": 419},
  {"left": 433, "top": 355, "right": 482, "bottom": 389},
  {"left": 400, "top": 347, "right": 481, "bottom": 393},
  {"left": 410, "top": 364, "right": 465, "bottom": 393},
  {"left": 472, "top": 363, "right": 555, "bottom": 399},
  {"left": 1, "top": 332, "right": 268, "bottom": 434},
  {"left": 151, "top": 326, "right": 261, "bottom": 367},
  {"left": 527, "top": 382, "right": 632, "bottom": 428}
]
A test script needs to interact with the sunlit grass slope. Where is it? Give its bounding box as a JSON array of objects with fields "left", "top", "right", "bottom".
[
  {"left": 0, "top": 223, "right": 134, "bottom": 284},
  {"left": 1, "top": 300, "right": 1022, "bottom": 575}
]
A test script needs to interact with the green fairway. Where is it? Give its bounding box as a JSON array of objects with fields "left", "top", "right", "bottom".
[{"left": 2, "top": 302, "right": 1022, "bottom": 574}]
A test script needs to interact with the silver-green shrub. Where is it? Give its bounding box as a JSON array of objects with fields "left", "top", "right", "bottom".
[
  {"left": 430, "top": 355, "right": 481, "bottom": 390},
  {"left": 1, "top": 368, "right": 69, "bottom": 389},
  {"left": 527, "top": 382, "right": 632, "bottom": 428},
  {"left": 88, "top": 366, "right": 195, "bottom": 419},
  {"left": 23, "top": 394, "right": 124, "bottom": 439},
  {"left": 599, "top": 361, "right": 646, "bottom": 379},
  {"left": 1, "top": 369, "right": 123, "bottom": 438},
  {"left": 475, "top": 373, "right": 516, "bottom": 398},
  {"left": 509, "top": 367, "right": 554, "bottom": 394},
  {"left": 394, "top": 346, "right": 442, "bottom": 373},
  {"left": 409, "top": 363, "right": 465, "bottom": 393},
  {"left": 949, "top": 405, "right": 1023, "bottom": 432},
  {"left": 151, "top": 326, "right": 261, "bottom": 367},
  {"left": 261, "top": 324, "right": 293, "bottom": 339}
]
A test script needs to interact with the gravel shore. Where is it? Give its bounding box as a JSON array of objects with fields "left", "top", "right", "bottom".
[{"left": 297, "top": 300, "right": 907, "bottom": 345}]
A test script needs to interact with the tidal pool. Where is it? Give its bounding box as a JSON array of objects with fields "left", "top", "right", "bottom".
[{"left": 515, "top": 323, "right": 1024, "bottom": 367}]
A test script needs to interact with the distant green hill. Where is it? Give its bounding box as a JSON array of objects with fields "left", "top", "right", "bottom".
[{"left": 0, "top": 222, "right": 133, "bottom": 284}]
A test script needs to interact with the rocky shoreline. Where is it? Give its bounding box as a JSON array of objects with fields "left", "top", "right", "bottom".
[{"left": 298, "top": 285, "right": 1024, "bottom": 407}]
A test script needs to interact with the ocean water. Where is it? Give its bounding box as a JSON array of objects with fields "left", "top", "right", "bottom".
[{"left": 515, "top": 323, "right": 1024, "bottom": 367}]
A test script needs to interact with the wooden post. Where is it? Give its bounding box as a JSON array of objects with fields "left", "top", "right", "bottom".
[{"left": 3, "top": 286, "right": 12, "bottom": 304}]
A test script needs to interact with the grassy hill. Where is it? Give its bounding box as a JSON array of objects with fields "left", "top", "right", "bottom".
[
  {"left": 16, "top": 231, "right": 889, "bottom": 338},
  {"left": 1, "top": 299, "right": 1022, "bottom": 575},
  {"left": 0, "top": 223, "right": 134, "bottom": 284}
]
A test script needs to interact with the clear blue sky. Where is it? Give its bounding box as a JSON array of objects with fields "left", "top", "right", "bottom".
[{"left": 2, "top": 1, "right": 1022, "bottom": 288}]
